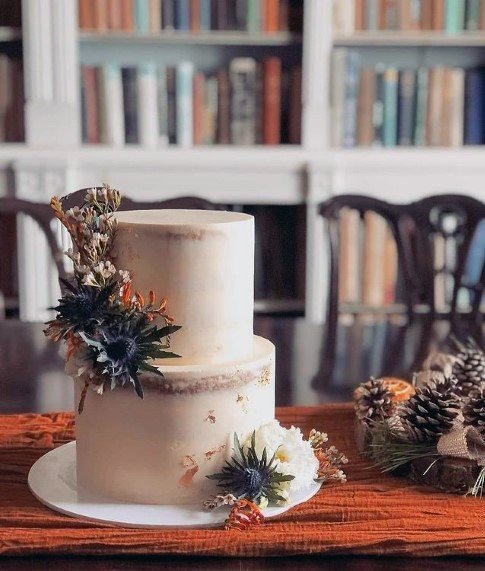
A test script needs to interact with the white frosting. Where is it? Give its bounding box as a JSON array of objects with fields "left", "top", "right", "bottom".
[
  {"left": 113, "top": 210, "right": 254, "bottom": 365},
  {"left": 75, "top": 336, "right": 275, "bottom": 504}
]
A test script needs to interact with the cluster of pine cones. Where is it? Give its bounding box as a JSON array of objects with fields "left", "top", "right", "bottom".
[{"left": 355, "top": 338, "right": 485, "bottom": 444}]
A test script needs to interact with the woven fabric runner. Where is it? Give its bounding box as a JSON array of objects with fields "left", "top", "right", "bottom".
[{"left": 0, "top": 404, "right": 484, "bottom": 557}]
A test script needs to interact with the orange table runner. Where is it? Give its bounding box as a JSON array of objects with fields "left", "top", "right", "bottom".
[{"left": 0, "top": 404, "right": 484, "bottom": 557}]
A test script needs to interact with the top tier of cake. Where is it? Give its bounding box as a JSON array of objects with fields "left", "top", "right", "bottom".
[{"left": 113, "top": 210, "right": 254, "bottom": 366}]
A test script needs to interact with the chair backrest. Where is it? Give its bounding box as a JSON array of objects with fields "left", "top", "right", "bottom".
[
  {"left": 60, "top": 188, "right": 226, "bottom": 212},
  {"left": 317, "top": 193, "right": 485, "bottom": 391},
  {"left": 0, "top": 196, "right": 66, "bottom": 280},
  {"left": 0, "top": 191, "right": 226, "bottom": 319}
]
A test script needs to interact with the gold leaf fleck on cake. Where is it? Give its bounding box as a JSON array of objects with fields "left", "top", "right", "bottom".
[
  {"left": 258, "top": 366, "right": 271, "bottom": 386},
  {"left": 182, "top": 454, "right": 197, "bottom": 468},
  {"left": 204, "top": 444, "right": 226, "bottom": 461},
  {"left": 236, "top": 393, "right": 249, "bottom": 414},
  {"left": 179, "top": 455, "right": 199, "bottom": 487},
  {"left": 204, "top": 410, "right": 216, "bottom": 423}
]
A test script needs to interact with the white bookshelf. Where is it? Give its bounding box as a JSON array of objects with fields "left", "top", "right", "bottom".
[{"left": 2, "top": 0, "right": 484, "bottom": 322}]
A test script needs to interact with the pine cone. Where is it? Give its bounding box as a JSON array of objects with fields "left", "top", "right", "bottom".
[
  {"left": 354, "top": 378, "right": 394, "bottom": 424},
  {"left": 452, "top": 339, "right": 485, "bottom": 397},
  {"left": 392, "top": 375, "right": 460, "bottom": 444},
  {"left": 463, "top": 389, "right": 485, "bottom": 436}
]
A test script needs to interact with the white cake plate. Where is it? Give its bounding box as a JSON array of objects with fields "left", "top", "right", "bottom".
[{"left": 28, "top": 442, "right": 321, "bottom": 529}]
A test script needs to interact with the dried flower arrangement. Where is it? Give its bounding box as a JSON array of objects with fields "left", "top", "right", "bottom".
[
  {"left": 204, "top": 420, "right": 348, "bottom": 529},
  {"left": 354, "top": 337, "right": 485, "bottom": 497},
  {"left": 44, "top": 185, "right": 181, "bottom": 412}
]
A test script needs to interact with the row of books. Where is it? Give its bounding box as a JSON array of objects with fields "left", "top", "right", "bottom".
[
  {"left": 332, "top": 49, "right": 485, "bottom": 147},
  {"left": 338, "top": 207, "right": 484, "bottom": 313},
  {"left": 333, "top": 0, "right": 485, "bottom": 34},
  {"left": 0, "top": 55, "right": 24, "bottom": 143},
  {"left": 338, "top": 209, "right": 398, "bottom": 307},
  {"left": 80, "top": 58, "right": 301, "bottom": 146},
  {"left": 78, "top": 0, "right": 294, "bottom": 34}
]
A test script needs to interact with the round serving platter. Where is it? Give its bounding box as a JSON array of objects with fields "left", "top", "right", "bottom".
[{"left": 28, "top": 441, "right": 321, "bottom": 529}]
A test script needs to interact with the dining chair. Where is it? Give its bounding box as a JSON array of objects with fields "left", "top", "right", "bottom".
[
  {"left": 314, "top": 194, "right": 485, "bottom": 392},
  {"left": 0, "top": 191, "right": 226, "bottom": 319}
]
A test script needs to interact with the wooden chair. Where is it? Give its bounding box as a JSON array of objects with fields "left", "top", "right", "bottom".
[
  {"left": 314, "top": 194, "right": 485, "bottom": 392},
  {"left": 0, "top": 191, "right": 226, "bottom": 317}
]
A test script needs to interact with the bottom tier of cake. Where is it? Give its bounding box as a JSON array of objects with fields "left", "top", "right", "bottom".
[{"left": 74, "top": 336, "right": 275, "bottom": 505}]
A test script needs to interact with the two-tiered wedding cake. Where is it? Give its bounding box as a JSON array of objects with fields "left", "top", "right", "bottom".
[{"left": 74, "top": 210, "right": 275, "bottom": 504}]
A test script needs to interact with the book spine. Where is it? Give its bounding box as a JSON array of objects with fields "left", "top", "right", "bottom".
[
  {"left": 427, "top": 66, "right": 445, "bottom": 146},
  {"left": 365, "top": 0, "right": 379, "bottom": 30},
  {"left": 342, "top": 51, "right": 360, "bottom": 148},
  {"left": 149, "top": 0, "right": 162, "bottom": 32},
  {"left": 192, "top": 70, "right": 205, "bottom": 145},
  {"left": 101, "top": 63, "right": 125, "bottom": 146},
  {"left": 83, "top": 65, "right": 100, "bottom": 144},
  {"left": 161, "top": 0, "right": 175, "bottom": 29},
  {"left": 137, "top": 63, "right": 159, "bottom": 147},
  {"left": 166, "top": 66, "right": 177, "bottom": 144},
  {"left": 175, "top": 0, "right": 190, "bottom": 30},
  {"left": 108, "top": 0, "right": 123, "bottom": 29},
  {"left": 176, "top": 61, "right": 194, "bottom": 147},
  {"left": 230, "top": 58, "right": 257, "bottom": 145},
  {"left": 381, "top": 0, "right": 398, "bottom": 30},
  {"left": 157, "top": 67, "right": 169, "bottom": 145},
  {"left": 265, "top": 0, "right": 279, "bottom": 32},
  {"left": 397, "top": 69, "right": 416, "bottom": 146},
  {"left": 421, "top": 0, "right": 434, "bottom": 28},
  {"left": 444, "top": 0, "right": 465, "bottom": 32},
  {"left": 203, "top": 74, "right": 218, "bottom": 144},
  {"left": 93, "top": 0, "right": 109, "bottom": 31},
  {"left": 190, "top": 0, "right": 200, "bottom": 31},
  {"left": 199, "top": 0, "right": 211, "bottom": 30},
  {"left": 372, "top": 66, "right": 385, "bottom": 146},
  {"left": 122, "top": 67, "right": 139, "bottom": 143},
  {"left": 464, "top": 68, "right": 484, "bottom": 144},
  {"left": 432, "top": 0, "right": 445, "bottom": 29},
  {"left": 331, "top": 48, "right": 347, "bottom": 147},
  {"left": 254, "top": 61, "right": 263, "bottom": 144},
  {"left": 354, "top": 0, "right": 364, "bottom": 30},
  {"left": 383, "top": 67, "right": 398, "bottom": 147},
  {"left": 216, "top": 68, "right": 230, "bottom": 143},
  {"left": 80, "top": 66, "right": 88, "bottom": 143},
  {"left": 357, "top": 67, "right": 375, "bottom": 146},
  {"left": 120, "top": 0, "right": 134, "bottom": 30},
  {"left": 78, "top": 0, "right": 94, "bottom": 29},
  {"left": 449, "top": 67, "right": 465, "bottom": 146},
  {"left": 246, "top": 0, "right": 260, "bottom": 32},
  {"left": 134, "top": 0, "right": 150, "bottom": 32},
  {"left": 414, "top": 68, "right": 429, "bottom": 146},
  {"left": 480, "top": 0, "right": 485, "bottom": 29},
  {"left": 362, "top": 211, "right": 387, "bottom": 306},
  {"left": 466, "top": 0, "right": 481, "bottom": 29},
  {"left": 262, "top": 57, "right": 281, "bottom": 144},
  {"left": 288, "top": 65, "right": 301, "bottom": 144}
]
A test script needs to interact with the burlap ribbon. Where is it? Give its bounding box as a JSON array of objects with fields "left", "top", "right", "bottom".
[{"left": 437, "top": 426, "right": 485, "bottom": 467}]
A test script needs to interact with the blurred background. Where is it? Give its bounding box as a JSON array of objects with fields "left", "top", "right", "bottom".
[{"left": 0, "top": 0, "right": 483, "bottom": 413}]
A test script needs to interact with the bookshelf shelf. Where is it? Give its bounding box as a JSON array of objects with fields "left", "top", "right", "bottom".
[
  {"left": 333, "top": 31, "right": 485, "bottom": 48},
  {"left": 78, "top": 30, "right": 302, "bottom": 46},
  {"left": 0, "top": 27, "right": 21, "bottom": 42}
]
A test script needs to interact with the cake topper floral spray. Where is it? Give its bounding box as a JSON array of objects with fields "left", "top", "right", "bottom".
[{"left": 44, "top": 185, "right": 181, "bottom": 412}]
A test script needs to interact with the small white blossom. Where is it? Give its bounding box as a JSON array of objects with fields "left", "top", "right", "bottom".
[
  {"left": 65, "top": 206, "right": 84, "bottom": 222},
  {"left": 94, "top": 260, "right": 116, "bottom": 279},
  {"left": 81, "top": 272, "right": 98, "bottom": 287},
  {"left": 118, "top": 269, "right": 131, "bottom": 283}
]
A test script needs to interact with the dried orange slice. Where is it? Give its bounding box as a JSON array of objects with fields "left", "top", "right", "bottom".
[
  {"left": 353, "top": 377, "right": 415, "bottom": 403},
  {"left": 379, "top": 377, "right": 415, "bottom": 402}
]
